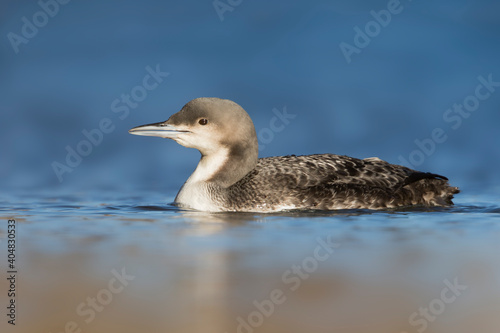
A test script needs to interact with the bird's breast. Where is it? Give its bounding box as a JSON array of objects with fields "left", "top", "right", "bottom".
[{"left": 175, "top": 181, "right": 223, "bottom": 212}]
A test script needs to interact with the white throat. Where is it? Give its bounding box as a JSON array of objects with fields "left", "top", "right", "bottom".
[
  {"left": 187, "top": 149, "right": 230, "bottom": 183},
  {"left": 174, "top": 149, "right": 230, "bottom": 211}
]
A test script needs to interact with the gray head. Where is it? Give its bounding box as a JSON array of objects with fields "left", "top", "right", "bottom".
[{"left": 129, "top": 98, "right": 259, "bottom": 186}]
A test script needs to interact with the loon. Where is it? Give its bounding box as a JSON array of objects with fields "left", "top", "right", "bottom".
[{"left": 129, "top": 97, "right": 459, "bottom": 212}]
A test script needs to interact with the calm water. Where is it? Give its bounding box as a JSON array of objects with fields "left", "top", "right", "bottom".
[
  {"left": 1, "top": 188, "right": 499, "bottom": 333},
  {"left": 1, "top": 1, "right": 500, "bottom": 331}
]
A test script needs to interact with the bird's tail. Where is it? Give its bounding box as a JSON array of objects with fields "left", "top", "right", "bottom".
[{"left": 402, "top": 172, "right": 460, "bottom": 206}]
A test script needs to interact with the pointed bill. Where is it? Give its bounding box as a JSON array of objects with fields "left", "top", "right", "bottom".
[{"left": 128, "top": 121, "right": 189, "bottom": 139}]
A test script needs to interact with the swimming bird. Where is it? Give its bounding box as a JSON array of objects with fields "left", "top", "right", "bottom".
[{"left": 129, "top": 98, "right": 459, "bottom": 212}]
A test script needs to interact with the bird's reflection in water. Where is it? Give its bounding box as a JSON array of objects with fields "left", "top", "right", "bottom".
[{"left": 5, "top": 196, "right": 500, "bottom": 333}]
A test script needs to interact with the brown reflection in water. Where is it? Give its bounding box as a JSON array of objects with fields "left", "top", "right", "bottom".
[{"left": 0, "top": 215, "right": 499, "bottom": 333}]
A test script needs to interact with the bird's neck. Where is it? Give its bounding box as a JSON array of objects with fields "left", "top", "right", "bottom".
[
  {"left": 188, "top": 144, "right": 258, "bottom": 188},
  {"left": 174, "top": 142, "right": 258, "bottom": 210}
]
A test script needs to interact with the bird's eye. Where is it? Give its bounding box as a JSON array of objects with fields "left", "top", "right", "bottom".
[{"left": 198, "top": 118, "right": 208, "bottom": 125}]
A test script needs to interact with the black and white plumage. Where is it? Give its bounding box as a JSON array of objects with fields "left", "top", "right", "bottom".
[{"left": 129, "top": 97, "right": 459, "bottom": 212}]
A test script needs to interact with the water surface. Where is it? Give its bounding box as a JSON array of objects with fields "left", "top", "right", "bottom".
[{"left": 1, "top": 189, "right": 499, "bottom": 333}]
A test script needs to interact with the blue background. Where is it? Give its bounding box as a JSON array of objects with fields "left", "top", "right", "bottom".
[{"left": 1, "top": 0, "right": 499, "bottom": 194}]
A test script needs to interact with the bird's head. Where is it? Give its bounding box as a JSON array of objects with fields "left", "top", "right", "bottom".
[{"left": 129, "top": 97, "right": 258, "bottom": 159}]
